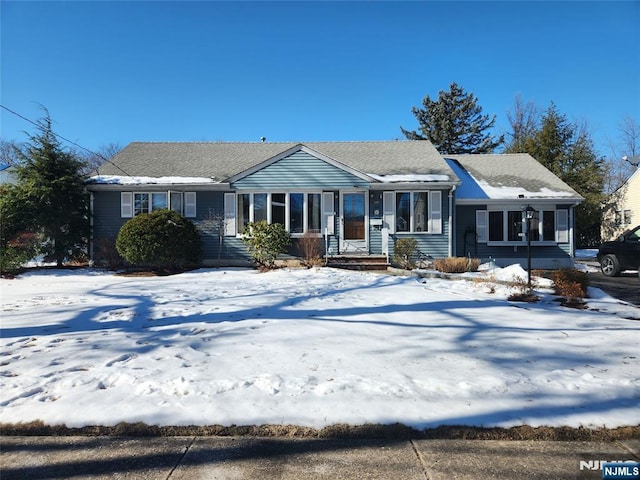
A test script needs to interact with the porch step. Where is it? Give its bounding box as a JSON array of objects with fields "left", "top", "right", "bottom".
[{"left": 326, "top": 255, "right": 390, "bottom": 271}]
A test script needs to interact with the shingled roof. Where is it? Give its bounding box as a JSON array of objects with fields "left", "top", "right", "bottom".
[
  {"left": 445, "top": 154, "right": 583, "bottom": 201},
  {"left": 95, "top": 141, "right": 455, "bottom": 182}
]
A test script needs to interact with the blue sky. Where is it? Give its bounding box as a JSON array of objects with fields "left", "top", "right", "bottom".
[{"left": 1, "top": 1, "right": 638, "bottom": 158}]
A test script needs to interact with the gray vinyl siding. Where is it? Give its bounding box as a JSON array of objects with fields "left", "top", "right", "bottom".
[
  {"left": 232, "top": 151, "right": 370, "bottom": 190},
  {"left": 455, "top": 204, "right": 573, "bottom": 266},
  {"left": 91, "top": 191, "right": 128, "bottom": 245}
]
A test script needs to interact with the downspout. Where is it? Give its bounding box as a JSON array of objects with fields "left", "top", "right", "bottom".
[
  {"left": 448, "top": 185, "right": 456, "bottom": 257},
  {"left": 89, "top": 192, "right": 94, "bottom": 264}
]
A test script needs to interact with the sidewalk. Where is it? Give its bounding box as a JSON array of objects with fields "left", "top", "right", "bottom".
[{"left": 1, "top": 436, "right": 638, "bottom": 479}]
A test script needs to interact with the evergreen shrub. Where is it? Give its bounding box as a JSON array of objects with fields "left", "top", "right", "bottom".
[
  {"left": 116, "top": 209, "right": 202, "bottom": 271},
  {"left": 242, "top": 220, "right": 291, "bottom": 269},
  {"left": 393, "top": 238, "right": 418, "bottom": 269}
]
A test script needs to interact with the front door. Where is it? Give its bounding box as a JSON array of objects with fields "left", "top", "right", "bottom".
[{"left": 340, "top": 191, "right": 367, "bottom": 252}]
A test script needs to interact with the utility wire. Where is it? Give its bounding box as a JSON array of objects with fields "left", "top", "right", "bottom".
[{"left": 1, "top": 104, "right": 131, "bottom": 177}]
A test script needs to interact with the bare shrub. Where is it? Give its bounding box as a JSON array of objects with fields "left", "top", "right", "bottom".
[
  {"left": 433, "top": 257, "right": 481, "bottom": 273},
  {"left": 96, "top": 237, "right": 126, "bottom": 270},
  {"left": 552, "top": 268, "right": 589, "bottom": 298},
  {"left": 552, "top": 268, "right": 589, "bottom": 308},
  {"left": 297, "top": 231, "right": 323, "bottom": 267}
]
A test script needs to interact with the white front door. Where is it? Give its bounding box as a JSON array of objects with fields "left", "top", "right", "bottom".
[{"left": 340, "top": 191, "right": 368, "bottom": 253}]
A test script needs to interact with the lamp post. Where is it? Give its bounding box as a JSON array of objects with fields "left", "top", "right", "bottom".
[{"left": 524, "top": 206, "right": 537, "bottom": 290}]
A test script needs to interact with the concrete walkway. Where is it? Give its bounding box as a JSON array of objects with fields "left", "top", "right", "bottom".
[{"left": 1, "top": 436, "right": 638, "bottom": 479}]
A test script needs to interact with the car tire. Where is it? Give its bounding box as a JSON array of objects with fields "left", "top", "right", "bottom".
[{"left": 600, "top": 254, "right": 621, "bottom": 277}]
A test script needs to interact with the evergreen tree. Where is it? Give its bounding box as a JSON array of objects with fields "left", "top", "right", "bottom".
[
  {"left": 507, "top": 102, "right": 606, "bottom": 247},
  {"left": 401, "top": 82, "right": 504, "bottom": 154},
  {"left": 11, "top": 113, "right": 90, "bottom": 266}
]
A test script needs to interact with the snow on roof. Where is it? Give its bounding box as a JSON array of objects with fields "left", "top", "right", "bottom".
[
  {"left": 87, "top": 175, "right": 218, "bottom": 185},
  {"left": 367, "top": 173, "right": 451, "bottom": 183},
  {"left": 476, "top": 180, "right": 580, "bottom": 199}
]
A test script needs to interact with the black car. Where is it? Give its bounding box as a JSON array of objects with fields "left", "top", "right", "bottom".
[{"left": 597, "top": 225, "right": 640, "bottom": 277}]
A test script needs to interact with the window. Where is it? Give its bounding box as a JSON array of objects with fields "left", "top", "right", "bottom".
[
  {"left": 413, "top": 192, "right": 427, "bottom": 232},
  {"left": 237, "top": 193, "right": 250, "bottom": 233},
  {"left": 227, "top": 192, "right": 324, "bottom": 236},
  {"left": 271, "top": 193, "right": 286, "bottom": 226},
  {"left": 134, "top": 193, "right": 150, "bottom": 216},
  {"left": 488, "top": 211, "right": 504, "bottom": 241},
  {"left": 541, "top": 211, "right": 555, "bottom": 241},
  {"left": 507, "top": 210, "right": 523, "bottom": 241},
  {"left": 290, "top": 193, "right": 304, "bottom": 234},
  {"left": 254, "top": 193, "right": 268, "bottom": 222},
  {"left": 477, "top": 207, "right": 569, "bottom": 244},
  {"left": 395, "top": 192, "right": 410, "bottom": 232},
  {"left": 308, "top": 193, "right": 321, "bottom": 232},
  {"left": 121, "top": 191, "right": 196, "bottom": 218},
  {"left": 381, "top": 191, "right": 440, "bottom": 234}
]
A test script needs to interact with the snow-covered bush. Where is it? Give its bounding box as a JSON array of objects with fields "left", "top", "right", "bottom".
[
  {"left": 242, "top": 220, "right": 291, "bottom": 269},
  {"left": 116, "top": 209, "right": 202, "bottom": 271}
]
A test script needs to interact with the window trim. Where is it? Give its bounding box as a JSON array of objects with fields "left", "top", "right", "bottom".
[
  {"left": 384, "top": 190, "right": 442, "bottom": 235},
  {"left": 476, "top": 206, "right": 569, "bottom": 246},
  {"left": 120, "top": 191, "right": 196, "bottom": 218},
  {"left": 231, "top": 191, "right": 326, "bottom": 237}
]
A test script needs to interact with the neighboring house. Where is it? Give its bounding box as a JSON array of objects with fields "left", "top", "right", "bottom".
[
  {"left": 601, "top": 167, "right": 640, "bottom": 241},
  {"left": 0, "top": 163, "right": 16, "bottom": 184},
  {"left": 85, "top": 141, "right": 582, "bottom": 269}
]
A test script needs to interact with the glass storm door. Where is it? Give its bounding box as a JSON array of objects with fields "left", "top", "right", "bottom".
[{"left": 340, "top": 192, "right": 367, "bottom": 252}]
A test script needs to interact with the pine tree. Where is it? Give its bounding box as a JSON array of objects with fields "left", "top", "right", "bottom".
[
  {"left": 12, "top": 113, "right": 90, "bottom": 266},
  {"left": 401, "top": 82, "right": 503, "bottom": 154},
  {"left": 507, "top": 102, "right": 606, "bottom": 247}
]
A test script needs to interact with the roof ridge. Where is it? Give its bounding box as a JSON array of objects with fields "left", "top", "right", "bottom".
[{"left": 128, "top": 140, "right": 417, "bottom": 145}]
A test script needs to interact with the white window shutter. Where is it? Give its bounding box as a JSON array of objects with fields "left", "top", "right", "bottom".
[
  {"left": 429, "top": 191, "right": 442, "bottom": 234},
  {"left": 184, "top": 192, "right": 197, "bottom": 218},
  {"left": 224, "top": 193, "right": 236, "bottom": 236},
  {"left": 121, "top": 192, "right": 133, "bottom": 218},
  {"left": 382, "top": 191, "right": 395, "bottom": 234},
  {"left": 322, "top": 192, "right": 335, "bottom": 235},
  {"left": 476, "top": 210, "right": 488, "bottom": 243},
  {"left": 557, "top": 209, "right": 569, "bottom": 243}
]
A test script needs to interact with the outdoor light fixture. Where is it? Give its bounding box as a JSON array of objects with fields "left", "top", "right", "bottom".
[{"left": 524, "top": 205, "right": 537, "bottom": 290}]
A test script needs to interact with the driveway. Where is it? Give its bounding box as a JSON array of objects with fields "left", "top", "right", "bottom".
[{"left": 588, "top": 270, "right": 640, "bottom": 306}]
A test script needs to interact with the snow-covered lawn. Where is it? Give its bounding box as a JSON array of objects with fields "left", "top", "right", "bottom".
[{"left": 1, "top": 267, "right": 638, "bottom": 429}]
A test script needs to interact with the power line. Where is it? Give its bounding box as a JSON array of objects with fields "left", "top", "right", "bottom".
[{"left": 0, "top": 104, "right": 131, "bottom": 177}]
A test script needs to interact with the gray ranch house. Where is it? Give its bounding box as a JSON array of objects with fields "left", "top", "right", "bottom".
[{"left": 86, "top": 141, "right": 582, "bottom": 269}]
